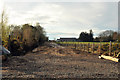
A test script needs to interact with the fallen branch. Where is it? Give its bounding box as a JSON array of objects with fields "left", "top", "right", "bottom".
[{"left": 99, "top": 55, "right": 119, "bottom": 62}]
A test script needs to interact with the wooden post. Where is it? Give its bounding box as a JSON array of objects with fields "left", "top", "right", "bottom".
[
  {"left": 81, "top": 44, "right": 82, "bottom": 50},
  {"left": 75, "top": 44, "right": 76, "bottom": 49},
  {"left": 76, "top": 43, "right": 77, "bottom": 49},
  {"left": 99, "top": 42, "right": 101, "bottom": 54},
  {"left": 92, "top": 43, "right": 94, "bottom": 53},
  {"left": 84, "top": 44, "right": 87, "bottom": 51},
  {"left": 84, "top": 44, "right": 85, "bottom": 51},
  {"left": 117, "top": 43, "right": 119, "bottom": 52},
  {"left": 80, "top": 43, "right": 82, "bottom": 50},
  {"left": 88, "top": 43, "right": 89, "bottom": 53},
  {"left": 109, "top": 41, "right": 112, "bottom": 56},
  {"left": 79, "top": 43, "right": 81, "bottom": 50},
  {"left": 83, "top": 44, "right": 84, "bottom": 51},
  {"left": 82, "top": 44, "right": 83, "bottom": 50}
]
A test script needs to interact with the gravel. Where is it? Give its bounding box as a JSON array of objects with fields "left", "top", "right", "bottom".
[{"left": 2, "top": 43, "right": 119, "bottom": 78}]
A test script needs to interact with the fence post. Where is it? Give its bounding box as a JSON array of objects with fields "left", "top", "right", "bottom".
[
  {"left": 117, "top": 43, "right": 119, "bottom": 52},
  {"left": 99, "top": 42, "right": 101, "bottom": 54},
  {"left": 82, "top": 44, "right": 83, "bottom": 51},
  {"left": 85, "top": 44, "right": 86, "bottom": 52},
  {"left": 73, "top": 44, "right": 74, "bottom": 48},
  {"left": 88, "top": 43, "right": 89, "bottom": 53},
  {"left": 75, "top": 43, "right": 76, "bottom": 49},
  {"left": 92, "top": 43, "right": 94, "bottom": 53},
  {"left": 109, "top": 41, "right": 112, "bottom": 56},
  {"left": 84, "top": 44, "right": 85, "bottom": 51},
  {"left": 81, "top": 43, "right": 82, "bottom": 50},
  {"left": 80, "top": 43, "right": 82, "bottom": 50},
  {"left": 76, "top": 43, "right": 77, "bottom": 49},
  {"left": 79, "top": 43, "right": 81, "bottom": 50}
]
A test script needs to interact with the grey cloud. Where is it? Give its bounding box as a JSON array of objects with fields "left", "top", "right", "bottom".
[
  {"left": 48, "top": 32, "right": 78, "bottom": 35},
  {"left": 25, "top": 15, "right": 51, "bottom": 20},
  {"left": 5, "top": 2, "right": 118, "bottom": 40},
  {"left": 47, "top": 32, "right": 79, "bottom": 39}
]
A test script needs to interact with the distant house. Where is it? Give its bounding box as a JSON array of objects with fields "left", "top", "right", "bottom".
[{"left": 57, "top": 38, "right": 77, "bottom": 42}]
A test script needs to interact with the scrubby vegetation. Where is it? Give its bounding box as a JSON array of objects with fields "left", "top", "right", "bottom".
[
  {"left": 3, "top": 23, "right": 48, "bottom": 56},
  {"left": 0, "top": 10, "right": 48, "bottom": 56}
]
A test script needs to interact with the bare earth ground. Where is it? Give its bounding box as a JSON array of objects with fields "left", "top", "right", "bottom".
[{"left": 2, "top": 43, "right": 119, "bottom": 78}]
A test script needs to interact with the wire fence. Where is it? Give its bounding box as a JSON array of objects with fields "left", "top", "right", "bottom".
[{"left": 57, "top": 42, "right": 120, "bottom": 57}]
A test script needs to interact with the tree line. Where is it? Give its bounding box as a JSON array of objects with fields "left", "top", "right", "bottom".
[
  {"left": 78, "top": 29, "right": 119, "bottom": 42},
  {"left": 78, "top": 29, "right": 93, "bottom": 42}
]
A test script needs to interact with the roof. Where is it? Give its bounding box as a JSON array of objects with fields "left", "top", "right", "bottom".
[{"left": 59, "top": 38, "right": 77, "bottom": 39}]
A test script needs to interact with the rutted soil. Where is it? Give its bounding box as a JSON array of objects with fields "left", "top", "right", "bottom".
[{"left": 2, "top": 43, "right": 119, "bottom": 78}]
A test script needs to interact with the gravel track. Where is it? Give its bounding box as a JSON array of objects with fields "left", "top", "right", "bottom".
[{"left": 2, "top": 44, "right": 119, "bottom": 78}]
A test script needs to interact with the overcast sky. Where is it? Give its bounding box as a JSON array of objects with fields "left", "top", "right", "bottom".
[{"left": 0, "top": 0, "right": 118, "bottom": 40}]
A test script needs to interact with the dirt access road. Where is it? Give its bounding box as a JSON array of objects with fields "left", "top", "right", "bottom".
[{"left": 2, "top": 42, "right": 119, "bottom": 78}]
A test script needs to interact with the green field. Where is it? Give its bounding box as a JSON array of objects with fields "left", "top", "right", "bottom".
[{"left": 57, "top": 42, "right": 120, "bottom": 44}]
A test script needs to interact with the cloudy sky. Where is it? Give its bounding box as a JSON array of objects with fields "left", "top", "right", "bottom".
[{"left": 0, "top": 0, "right": 118, "bottom": 40}]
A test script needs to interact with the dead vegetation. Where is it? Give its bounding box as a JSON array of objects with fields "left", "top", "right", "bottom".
[{"left": 32, "top": 42, "right": 76, "bottom": 56}]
